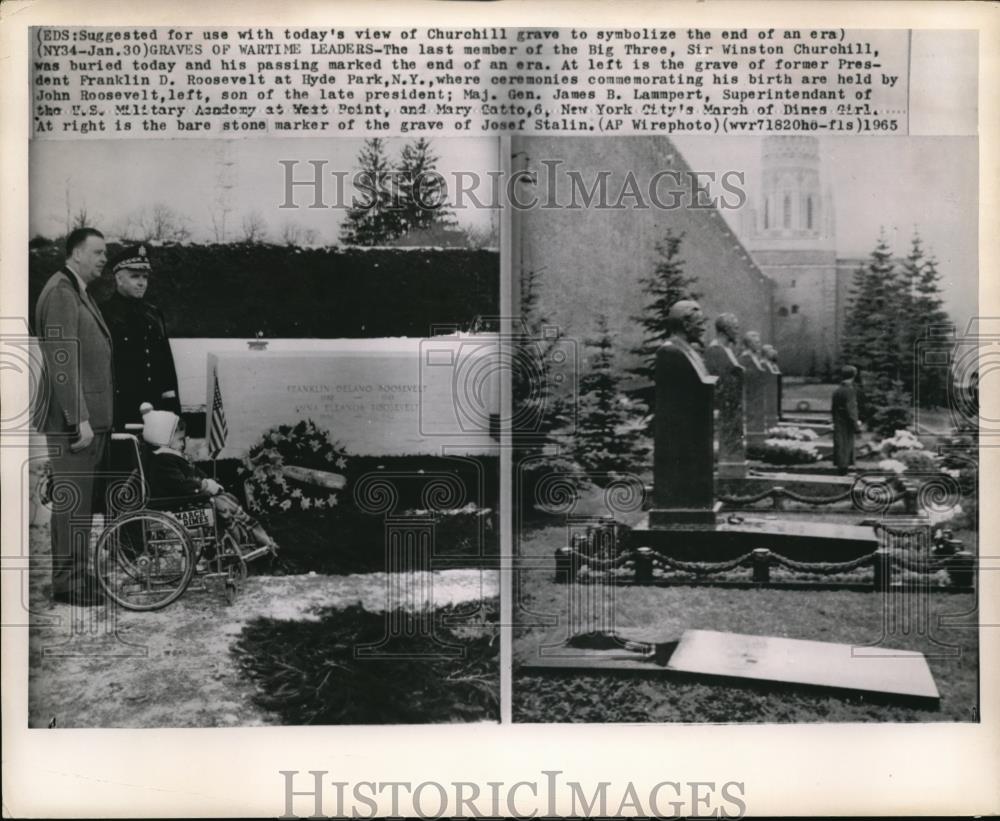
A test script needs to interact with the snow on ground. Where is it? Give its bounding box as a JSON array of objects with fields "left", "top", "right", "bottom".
[
  {"left": 26, "top": 518, "right": 497, "bottom": 727},
  {"left": 222, "top": 569, "right": 498, "bottom": 624}
]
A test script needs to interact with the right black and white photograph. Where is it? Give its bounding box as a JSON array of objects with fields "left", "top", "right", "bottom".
[{"left": 511, "top": 134, "right": 980, "bottom": 723}]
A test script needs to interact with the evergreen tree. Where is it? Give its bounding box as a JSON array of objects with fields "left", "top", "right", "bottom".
[
  {"left": 867, "top": 378, "right": 914, "bottom": 438},
  {"left": 340, "top": 138, "right": 403, "bottom": 245},
  {"left": 397, "top": 138, "right": 455, "bottom": 236},
  {"left": 513, "top": 266, "right": 569, "bottom": 443},
  {"left": 914, "top": 254, "right": 949, "bottom": 330},
  {"left": 513, "top": 266, "right": 579, "bottom": 513},
  {"left": 896, "top": 233, "right": 925, "bottom": 396},
  {"left": 572, "top": 315, "right": 648, "bottom": 481},
  {"left": 900, "top": 232, "right": 926, "bottom": 299},
  {"left": 627, "top": 230, "right": 700, "bottom": 433},
  {"left": 840, "top": 229, "right": 908, "bottom": 396},
  {"left": 629, "top": 230, "right": 701, "bottom": 388},
  {"left": 908, "top": 241, "right": 951, "bottom": 407}
]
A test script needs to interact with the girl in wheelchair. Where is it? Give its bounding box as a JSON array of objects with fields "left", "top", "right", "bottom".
[{"left": 139, "top": 403, "right": 279, "bottom": 564}]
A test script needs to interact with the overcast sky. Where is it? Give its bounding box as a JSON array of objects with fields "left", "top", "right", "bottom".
[
  {"left": 30, "top": 137, "right": 500, "bottom": 246},
  {"left": 30, "top": 135, "right": 977, "bottom": 332},
  {"left": 674, "top": 135, "right": 978, "bottom": 334}
]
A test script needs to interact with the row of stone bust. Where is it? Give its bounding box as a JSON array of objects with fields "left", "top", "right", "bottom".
[
  {"left": 655, "top": 302, "right": 782, "bottom": 501},
  {"left": 703, "top": 309, "right": 782, "bottom": 478}
]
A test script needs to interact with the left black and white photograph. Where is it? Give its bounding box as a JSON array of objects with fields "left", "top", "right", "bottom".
[{"left": 25, "top": 135, "right": 501, "bottom": 726}]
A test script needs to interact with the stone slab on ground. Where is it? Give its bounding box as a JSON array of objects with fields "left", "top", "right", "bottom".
[
  {"left": 667, "top": 629, "right": 939, "bottom": 707},
  {"left": 520, "top": 629, "right": 940, "bottom": 709}
]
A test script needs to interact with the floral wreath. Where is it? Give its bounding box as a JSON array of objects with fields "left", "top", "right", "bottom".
[{"left": 237, "top": 419, "right": 349, "bottom": 514}]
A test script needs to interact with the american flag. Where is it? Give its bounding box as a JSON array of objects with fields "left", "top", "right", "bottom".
[{"left": 208, "top": 368, "right": 228, "bottom": 458}]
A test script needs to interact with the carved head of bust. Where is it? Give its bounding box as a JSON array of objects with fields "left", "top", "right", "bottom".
[
  {"left": 742, "top": 331, "right": 762, "bottom": 356},
  {"left": 762, "top": 344, "right": 778, "bottom": 363},
  {"left": 667, "top": 300, "right": 706, "bottom": 346},
  {"left": 715, "top": 313, "right": 740, "bottom": 346}
]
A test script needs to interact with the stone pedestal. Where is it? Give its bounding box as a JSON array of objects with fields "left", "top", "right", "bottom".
[
  {"left": 716, "top": 471, "right": 858, "bottom": 501},
  {"left": 740, "top": 351, "right": 769, "bottom": 446},
  {"left": 629, "top": 515, "right": 878, "bottom": 562},
  {"left": 634, "top": 323, "right": 881, "bottom": 560},
  {"left": 651, "top": 339, "right": 718, "bottom": 525},
  {"left": 703, "top": 342, "right": 746, "bottom": 479},
  {"left": 763, "top": 363, "right": 780, "bottom": 432}
]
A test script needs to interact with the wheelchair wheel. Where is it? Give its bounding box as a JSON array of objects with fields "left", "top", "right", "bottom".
[{"left": 95, "top": 510, "right": 196, "bottom": 611}]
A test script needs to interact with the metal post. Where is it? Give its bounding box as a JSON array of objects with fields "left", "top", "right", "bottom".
[
  {"left": 634, "top": 547, "right": 653, "bottom": 584},
  {"left": 752, "top": 548, "right": 770, "bottom": 584},
  {"left": 873, "top": 547, "right": 891, "bottom": 593},
  {"left": 947, "top": 550, "right": 975, "bottom": 590},
  {"left": 555, "top": 546, "right": 573, "bottom": 584}
]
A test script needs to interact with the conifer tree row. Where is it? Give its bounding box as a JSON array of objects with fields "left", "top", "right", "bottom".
[
  {"left": 340, "top": 138, "right": 455, "bottom": 245},
  {"left": 572, "top": 315, "right": 648, "bottom": 480},
  {"left": 841, "top": 229, "right": 952, "bottom": 426}
]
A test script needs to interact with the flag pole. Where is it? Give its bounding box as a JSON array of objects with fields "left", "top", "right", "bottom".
[{"left": 208, "top": 365, "right": 228, "bottom": 481}]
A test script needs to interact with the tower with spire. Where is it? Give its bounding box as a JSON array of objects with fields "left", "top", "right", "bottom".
[{"left": 742, "top": 136, "right": 841, "bottom": 376}]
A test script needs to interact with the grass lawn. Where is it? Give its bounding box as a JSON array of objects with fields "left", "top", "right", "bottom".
[{"left": 513, "top": 523, "right": 979, "bottom": 723}]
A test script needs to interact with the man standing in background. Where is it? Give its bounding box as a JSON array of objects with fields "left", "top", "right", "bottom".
[
  {"left": 100, "top": 245, "right": 180, "bottom": 428},
  {"left": 832, "top": 365, "right": 862, "bottom": 475},
  {"left": 34, "top": 227, "right": 113, "bottom": 605}
]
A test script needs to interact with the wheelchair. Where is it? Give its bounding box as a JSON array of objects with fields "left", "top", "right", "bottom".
[{"left": 95, "top": 432, "right": 275, "bottom": 610}]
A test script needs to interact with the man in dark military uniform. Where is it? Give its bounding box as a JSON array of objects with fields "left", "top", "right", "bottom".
[{"left": 100, "top": 245, "right": 181, "bottom": 429}]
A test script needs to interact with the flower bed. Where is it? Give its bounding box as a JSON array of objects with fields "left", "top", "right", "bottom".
[
  {"left": 766, "top": 425, "right": 819, "bottom": 442},
  {"left": 223, "top": 422, "right": 499, "bottom": 573},
  {"left": 263, "top": 506, "right": 499, "bottom": 576},
  {"left": 747, "top": 438, "right": 823, "bottom": 465},
  {"left": 878, "top": 429, "right": 925, "bottom": 457}
]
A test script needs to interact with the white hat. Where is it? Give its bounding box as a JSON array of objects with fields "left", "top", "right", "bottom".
[{"left": 140, "top": 402, "right": 180, "bottom": 447}]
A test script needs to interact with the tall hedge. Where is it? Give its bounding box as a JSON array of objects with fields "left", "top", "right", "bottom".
[{"left": 29, "top": 241, "right": 498, "bottom": 338}]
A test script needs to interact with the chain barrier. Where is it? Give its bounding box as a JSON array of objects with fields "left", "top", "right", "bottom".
[
  {"left": 888, "top": 551, "right": 953, "bottom": 574},
  {"left": 718, "top": 485, "right": 901, "bottom": 508},
  {"left": 562, "top": 547, "right": 630, "bottom": 570},
  {"left": 873, "top": 522, "right": 932, "bottom": 539},
  {"left": 778, "top": 487, "right": 855, "bottom": 504},
  {"left": 647, "top": 550, "right": 755, "bottom": 575},
  {"left": 716, "top": 488, "right": 776, "bottom": 506},
  {"left": 768, "top": 551, "right": 877, "bottom": 574}
]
